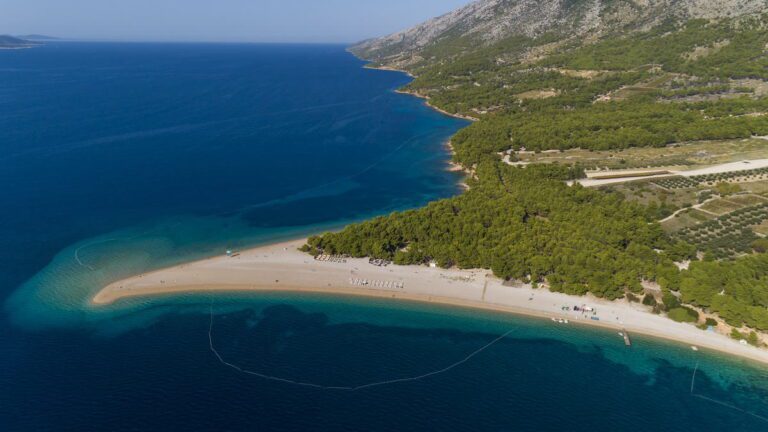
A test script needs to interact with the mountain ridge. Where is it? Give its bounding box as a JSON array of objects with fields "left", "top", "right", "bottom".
[{"left": 352, "top": 0, "right": 768, "bottom": 69}]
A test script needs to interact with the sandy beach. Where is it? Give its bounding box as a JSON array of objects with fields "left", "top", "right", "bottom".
[{"left": 93, "top": 238, "right": 768, "bottom": 365}]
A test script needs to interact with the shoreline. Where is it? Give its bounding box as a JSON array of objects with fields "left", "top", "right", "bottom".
[
  {"left": 357, "top": 58, "right": 478, "bottom": 123},
  {"left": 362, "top": 63, "right": 415, "bottom": 78},
  {"left": 88, "top": 52, "right": 768, "bottom": 367},
  {"left": 394, "top": 88, "right": 479, "bottom": 122},
  {"left": 93, "top": 238, "right": 768, "bottom": 366},
  {"left": 363, "top": 59, "right": 474, "bottom": 183}
]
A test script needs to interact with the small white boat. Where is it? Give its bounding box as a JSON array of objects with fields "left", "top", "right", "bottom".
[{"left": 691, "top": 346, "right": 699, "bottom": 351}]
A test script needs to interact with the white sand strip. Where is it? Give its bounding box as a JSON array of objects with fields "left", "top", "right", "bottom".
[{"left": 93, "top": 239, "right": 768, "bottom": 365}]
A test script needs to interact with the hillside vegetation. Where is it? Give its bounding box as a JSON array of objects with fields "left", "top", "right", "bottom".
[{"left": 308, "top": 2, "right": 768, "bottom": 335}]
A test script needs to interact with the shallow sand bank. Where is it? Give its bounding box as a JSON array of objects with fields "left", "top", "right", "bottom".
[{"left": 93, "top": 239, "right": 768, "bottom": 365}]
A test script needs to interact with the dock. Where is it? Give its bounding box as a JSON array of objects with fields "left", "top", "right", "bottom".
[{"left": 622, "top": 329, "right": 632, "bottom": 346}]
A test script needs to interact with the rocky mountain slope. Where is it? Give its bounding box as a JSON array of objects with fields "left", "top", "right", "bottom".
[{"left": 352, "top": 0, "right": 768, "bottom": 68}]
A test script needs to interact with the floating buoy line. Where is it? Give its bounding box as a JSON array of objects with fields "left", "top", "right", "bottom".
[
  {"left": 207, "top": 304, "right": 516, "bottom": 391},
  {"left": 689, "top": 361, "right": 768, "bottom": 424}
]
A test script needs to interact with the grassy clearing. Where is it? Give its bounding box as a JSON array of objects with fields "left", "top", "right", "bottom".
[
  {"left": 725, "top": 194, "right": 768, "bottom": 206},
  {"left": 607, "top": 181, "right": 699, "bottom": 208},
  {"left": 739, "top": 179, "right": 768, "bottom": 196},
  {"left": 676, "top": 203, "right": 768, "bottom": 259},
  {"left": 753, "top": 220, "right": 768, "bottom": 236},
  {"left": 614, "top": 178, "right": 768, "bottom": 247},
  {"left": 515, "top": 89, "right": 560, "bottom": 99},
  {"left": 596, "top": 72, "right": 675, "bottom": 102},
  {"left": 661, "top": 208, "right": 716, "bottom": 232},
  {"left": 699, "top": 198, "right": 745, "bottom": 215}
]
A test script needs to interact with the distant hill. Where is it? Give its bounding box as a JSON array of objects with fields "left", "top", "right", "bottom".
[
  {"left": 17, "top": 34, "right": 58, "bottom": 41},
  {"left": 0, "top": 35, "right": 40, "bottom": 49}
]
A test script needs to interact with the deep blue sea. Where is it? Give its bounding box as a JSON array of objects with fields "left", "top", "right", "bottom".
[{"left": 1, "top": 43, "right": 768, "bottom": 431}]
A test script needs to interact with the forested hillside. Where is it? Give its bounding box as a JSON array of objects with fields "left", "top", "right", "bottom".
[
  {"left": 305, "top": 163, "right": 692, "bottom": 300},
  {"left": 308, "top": 2, "right": 768, "bottom": 335}
]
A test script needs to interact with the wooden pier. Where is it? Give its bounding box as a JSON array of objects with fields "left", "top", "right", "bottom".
[{"left": 622, "top": 329, "right": 632, "bottom": 346}]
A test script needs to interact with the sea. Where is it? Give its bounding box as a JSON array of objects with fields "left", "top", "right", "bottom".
[{"left": 1, "top": 42, "right": 767, "bottom": 432}]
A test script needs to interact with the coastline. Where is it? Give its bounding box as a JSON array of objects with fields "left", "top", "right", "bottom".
[
  {"left": 362, "top": 63, "right": 415, "bottom": 78},
  {"left": 364, "top": 60, "right": 474, "bottom": 184},
  {"left": 88, "top": 51, "right": 768, "bottom": 366},
  {"left": 394, "top": 88, "right": 480, "bottom": 122},
  {"left": 93, "top": 238, "right": 768, "bottom": 366},
  {"left": 357, "top": 58, "right": 478, "bottom": 122}
]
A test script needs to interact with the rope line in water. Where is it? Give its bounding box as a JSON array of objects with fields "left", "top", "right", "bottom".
[
  {"left": 690, "top": 360, "right": 768, "bottom": 424},
  {"left": 690, "top": 361, "right": 698, "bottom": 394},
  {"left": 74, "top": 238, "right": 123, "bottom": 270},
  {"left": 692, "top": 394, "right": 768, "bottom": 423},
  {"left": 208, "top": 305, "right": 515, "bottom": 391},
  {"left": 72, "top": 218, "right": 186, "bottom": 271}
]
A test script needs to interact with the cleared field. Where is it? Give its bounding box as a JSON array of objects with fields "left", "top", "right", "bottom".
[
  {"left": 598, "top": 73, "right": 674, "bottom": 102},
  {"left": 611, "top": 178, "right": 768, "bottom": 242},
  {"left": 675, "top": 203, "right": 768, "bottom": 259},
  {"left": 516, "top": 138, "right": 768, "bottom": 170},
  {"left": 605, "top": 181, "right": 680, "bottom": 221},
  {"left": 753, "top": 220, "right": 768, "bottom": 236},
  {"left": 604, "top": 181, "right": 698, "bottom": 208},
  {"left": 611, "top": 176, "right": 768, "bottom": 255},
  {"left": 699, "top": 198, "right": 745, "bottom": 215},
  {"left": 726, "top": 194, "right": 768, "bottom": 206},
  {"left": 661, "top": 208, "right": 716, "bottom": 232},
  {"left": 743, "top": 180, "right": 768, "bottom": 195},
  {"left": 516, "top": 89, "right": 559, "bottom": 99}
]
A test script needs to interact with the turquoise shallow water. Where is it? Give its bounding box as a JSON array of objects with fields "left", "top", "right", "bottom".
[{"left": 2, "top": 43, "right": 768, "bottom": 431}]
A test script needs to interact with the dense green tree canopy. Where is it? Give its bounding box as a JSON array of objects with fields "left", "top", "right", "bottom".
[
  {"left": 679, "top": 255, "right": 768, "bottom": 330},
  {"left": 306, "top": 163, "right": 690, "bottom": 300},
  {"left": 307, "top": 15, "right": 768, "bottom": 331}
]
